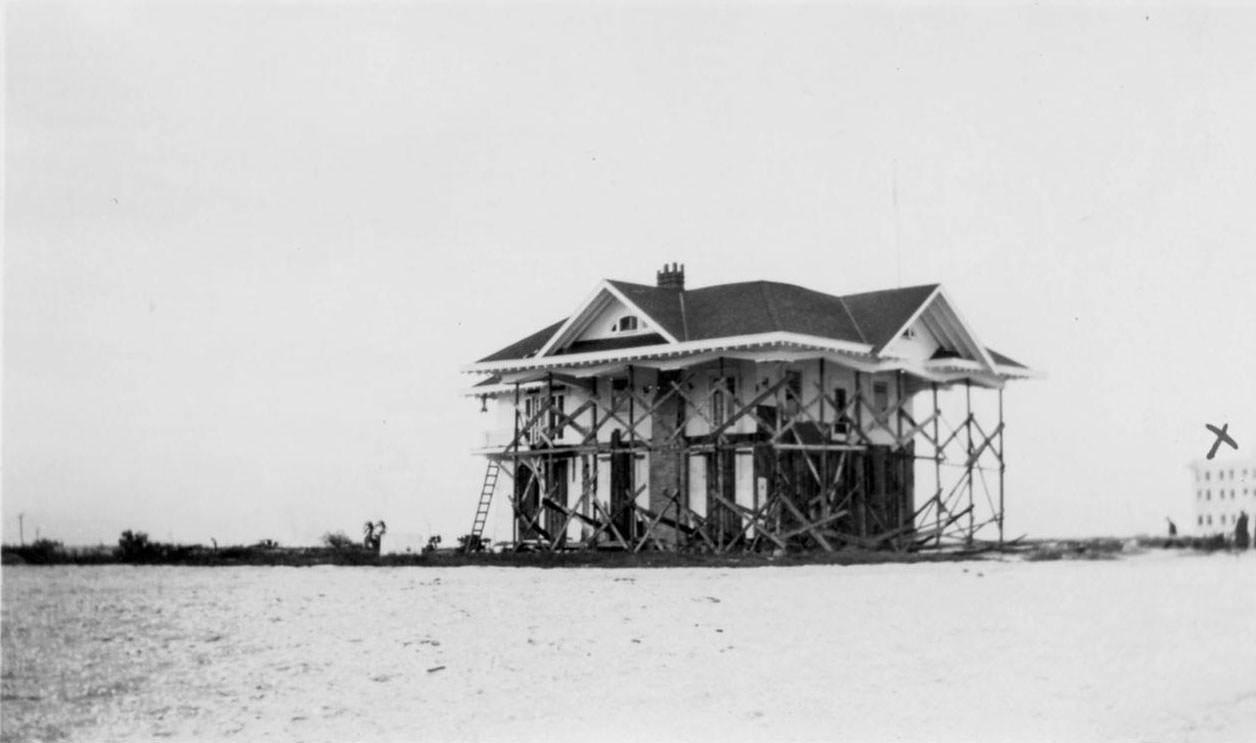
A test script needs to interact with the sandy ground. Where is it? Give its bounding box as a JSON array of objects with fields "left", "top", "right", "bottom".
[{"left": 3, "top": 550, "right": 1255, "bottom": 743}]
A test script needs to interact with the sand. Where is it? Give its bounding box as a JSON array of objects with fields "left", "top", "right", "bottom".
[{"left": 3, "top": 549, "right": 1254, "bottom": 742}]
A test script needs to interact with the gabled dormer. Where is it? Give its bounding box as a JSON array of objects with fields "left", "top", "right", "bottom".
[
  {"left": 534, "top": 279, "right": 680, "bottom": 358},
  {"left": 875, "top": 285, "right": 995, "bottom": 372}
]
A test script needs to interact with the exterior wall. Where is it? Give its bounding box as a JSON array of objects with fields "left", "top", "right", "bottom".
[
  {"left": 682, "top": 359, "right": 757, "bottom": 438},
  {"left": 1190, "top": 458, "right": 1256, "bottom": 535},
  {"left": 880, "top": 318, "right": 942, "bottom": 362},
  {"left": 482, "top": 360, "right": 914, "bottom": 452},
  {"left": 477, "top": 356, "right": 924, "bottom": 546}
]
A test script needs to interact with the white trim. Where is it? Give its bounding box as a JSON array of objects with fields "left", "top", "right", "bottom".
[
  {"left": 993, "top": 363, "right": 1045, "bottom": 380},
  {"left": 531, "top": 282, "right": 612, "bottom": 359},
  {"left": 463, "top": 331, "right": 874, "bottom": 375},
  {"left": 534, "top": 281, "right": 680, "bottom": 358},
  {"left": 461, "top": 380, "right": 546, "bottom": 398},
  {"left": 934, "top": 286, "right": 997, "bottom": 372}
]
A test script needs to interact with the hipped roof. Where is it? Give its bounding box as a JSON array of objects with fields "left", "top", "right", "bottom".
[{"left": 479, "top": 281, "right": 942, "bottom": 363}]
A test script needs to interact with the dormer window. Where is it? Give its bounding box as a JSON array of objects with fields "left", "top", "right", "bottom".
[{"left": 612, "top": 315, "right": 639, "bottom": 333}]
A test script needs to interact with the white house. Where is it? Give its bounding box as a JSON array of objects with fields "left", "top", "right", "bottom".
[{"left": 462, "top": 264, "right": 1039, "bottom": 552}]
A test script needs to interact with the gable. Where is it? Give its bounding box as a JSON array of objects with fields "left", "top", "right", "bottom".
[
  {"left": 879, "top": 316, "right": 942, "bottom": 362},
  {"left": 874, "top": 287, "right": 994, "bottom": 369},
  {"left": 534, "top": 281, "right": 681, "bottom": 358}
]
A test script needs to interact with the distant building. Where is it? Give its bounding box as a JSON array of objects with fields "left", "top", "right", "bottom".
[{"left": 1189, "top": 456, "right": 1256, "bottom": 534}]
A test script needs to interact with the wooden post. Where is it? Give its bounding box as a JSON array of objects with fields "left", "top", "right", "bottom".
[
  {"left": 854, "top": 370, "right": 864, "bottom": 538},
  {"left": 820, "top": 358, "right": 828, "bottom": 519},
  {"left": 998, "top": 386, "right": 1006, "bottom": 548},
  {"left": 932, "top": 382, "right": 942, "bottom": 548},
  {"left": 547, "top": 372, "right": 555, "bottom": 546},
  {"left": 511, "top": 382, "right": 521, "bottom": 544},
  {"left": 895, "top": 369, "right": 904, "bottom": 534},
  {"left": 628, "top": 365, "right": 636, "bottom": 542},
  {"left": 591, "top": 376, "right": 599, "bottom": 526},
  {"left": 965, "top": 379, "right": 974, "bottom": 545}
]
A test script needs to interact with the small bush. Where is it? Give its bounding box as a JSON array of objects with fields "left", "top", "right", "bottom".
[
  {"left": 322, "top": 531, "right": 355, "bottom": 550},
  {"left": 116, "top": 530, "right": 157, "bottom": 562},
  {"left": 458, "top": 534, "right": 486, "bottom": 553}
]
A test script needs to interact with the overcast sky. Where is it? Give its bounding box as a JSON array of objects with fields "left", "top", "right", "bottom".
[{"left": 6, "top": 1, "right": 1256, "bottom": 547}]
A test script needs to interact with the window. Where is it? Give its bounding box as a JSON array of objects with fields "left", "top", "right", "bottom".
[
  {"left": 785, "top": 370, "right": 802, "bottom": 401},
  {"left": 1198, "top": 516, "right": 1204, "bottom": 526},
  {"left": 902, "top": 327, "right": 917, "bottom": 340},
  {"left": 710, "top": 376, "right": 738, "bottom": 427},
  {"left": 784, "top": 370, "right": 803, "bottom": 417},
  {"left": 833, "top": 387, "right": 849, "bottom": 434},
  {"left": 1206, "top": 472, "right": 1211, "bottom": 481},
  {"left": 611, "top": 378, "right": 629, "bottom": 408},
  {"left": 523, "top": 390, "right": 566, "bottom": 444},
  {"left": 873, "top": 381, "right": 890, "bottom": 412},
  {"left": 612, "top": 315, "right": 639, "bottom": 333},
  {"left": 1206, "top": 490, "right": 1211, "bottom": 500},
  {"left": 1207, "top": 515, "right": 1213, "bottom": 526}
]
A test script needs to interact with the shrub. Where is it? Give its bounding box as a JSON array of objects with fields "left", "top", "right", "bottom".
[
  {"left": 322, "top": 531, "right": 355, "bottom": 550},
  {"left": 458, "top": 534, "right": 486, "bottom": 553},
  {"left": 116, "top": 530, "right": 157, "bottom": 561}
]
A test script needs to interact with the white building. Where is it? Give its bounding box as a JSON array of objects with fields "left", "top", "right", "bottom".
[
  {"left": 1188, "top": 455, "right": 1256, "bottom": 535},
  {"left": 462, "top": 264, "right": 1039, "bottom": 552}
]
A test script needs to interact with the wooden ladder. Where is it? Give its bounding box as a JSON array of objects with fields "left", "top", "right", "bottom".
[{"left": 468, "top": 459, "right": 501, "bottom": 547}]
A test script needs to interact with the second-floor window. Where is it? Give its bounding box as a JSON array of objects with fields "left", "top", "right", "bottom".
[
  {"left": 873, "top": 381, "right": 890, "bottom": 412},
  {"left": 612, "top": 315, "right": 639, "bottom": 333},
  {"left": 524, "top": 391, "right": 566, "bottom": 444},
  {"left": 833, "top": 387, "right": 850, "bottom": 434},
  {"left": 710, "top": 376, "right": 738, "bottom": 427}
]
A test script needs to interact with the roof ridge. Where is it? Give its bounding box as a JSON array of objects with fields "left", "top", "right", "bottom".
[
  {"left": 678, "top": 291, "right": 689, "bottom": 341},
  {"left": 836, "top": 295, "right": 867, "bottom": 344},
  {"left": 758, "top": 281, "right": 780, "bottom": 329},
  {"left": 839, "top": 282, "right": 940, "bottom": 301}
]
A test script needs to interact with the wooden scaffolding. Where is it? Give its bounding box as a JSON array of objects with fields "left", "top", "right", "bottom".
[{"left": 468, "top": 358, "right": 1008, "bottom": 554}]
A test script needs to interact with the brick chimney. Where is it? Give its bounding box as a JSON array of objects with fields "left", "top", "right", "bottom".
[{"left": 656, "top": 262, "right": 685, "bottom": 290}]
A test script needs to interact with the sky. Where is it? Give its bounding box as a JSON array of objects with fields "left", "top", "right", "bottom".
[{"left": 6, "top": 1, "right": 1256, "bottom": 547}]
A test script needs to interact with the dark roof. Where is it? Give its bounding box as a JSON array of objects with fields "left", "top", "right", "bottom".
[
  {"left": 477, "top": 319, "right": 566, "bottom": 363},
  {"left": 478, "top": 281, "right": 945, "bottom": 362},
  {"left": 682, "top": 281, "right": 867, "bottom": 343}
]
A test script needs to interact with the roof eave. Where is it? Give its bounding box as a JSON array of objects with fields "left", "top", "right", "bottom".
[{"left": 462, "top": 331, "right": 875, "bottom": 375}]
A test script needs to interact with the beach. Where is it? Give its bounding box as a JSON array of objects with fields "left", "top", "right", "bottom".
[{"left": 3, "top": 549, "right": 1254, "bottom": 742}]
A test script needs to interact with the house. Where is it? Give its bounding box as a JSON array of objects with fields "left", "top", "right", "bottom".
[{"left": 462, "top": 264, "right": 1038, "bottom": 552}]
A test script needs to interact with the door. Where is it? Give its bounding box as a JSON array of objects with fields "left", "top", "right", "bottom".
[{"left": 610, "top": 430, "right": 635, "bottom": 541}]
